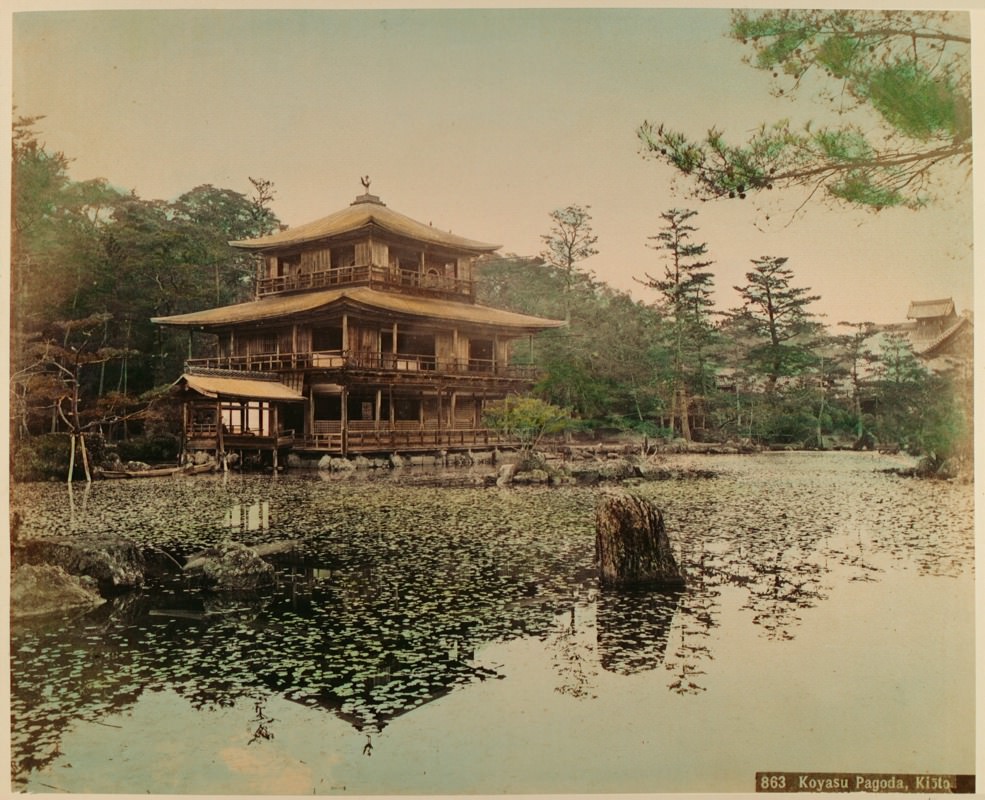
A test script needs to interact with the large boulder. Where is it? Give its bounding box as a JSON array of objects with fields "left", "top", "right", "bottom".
[
  {"left": 11, "top": 564, "right": 106, "bottom": 618},
  {"left": 13, "top": 535, "right": 146, "bottom": 592},
  {"left": 183, "top": 540, "right": 276, "bottom": 590},
  {"left": 595, "top": 490, "right": 685, "bottom": 589}
]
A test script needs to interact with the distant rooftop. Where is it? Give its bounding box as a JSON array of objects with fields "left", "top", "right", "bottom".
[{"left": 906, "top": 298, "right": 955, "bottom": 320}]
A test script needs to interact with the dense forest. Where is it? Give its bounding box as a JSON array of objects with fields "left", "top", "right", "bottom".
[{"left": 10, "top": 116, "right": 972, "bottom": 480}]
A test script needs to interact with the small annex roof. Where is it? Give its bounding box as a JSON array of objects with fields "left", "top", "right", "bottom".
[
  {"left": 175, "top": 372, "right": 305, "bottom": 402},
  {"left": 230, "top": 193, "right": 501, "bottom": 254},
  {"left": 152, "top": 286, "right": 566, "bottom": 334},
  {"left": 906, "top": 298, "right": 955, "bottom": 320}
]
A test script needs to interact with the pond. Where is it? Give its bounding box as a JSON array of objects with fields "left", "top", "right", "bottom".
[{"left": 9, "top": 451, "right": 975, "bottom": 794}]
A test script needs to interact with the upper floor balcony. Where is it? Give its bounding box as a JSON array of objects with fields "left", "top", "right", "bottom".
[
  {"left": 256, "top": 263, "right": 476, "bottom": 301},
  {"left": 186, "top": 349, "right": 539, "bottom": 382}
]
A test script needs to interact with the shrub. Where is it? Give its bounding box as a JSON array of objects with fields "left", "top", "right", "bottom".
[
  {"left": 483, "top": 396, "right": 573, "bottom": 453},
  {"left": 14, "top": 432, "right": 118, "bottom": 481},
  {"left": 116, "top": 434, "right": 181, "bottom": 464},
  {"left": 10, "top": 433, "right": 74, "bottom": 482}
]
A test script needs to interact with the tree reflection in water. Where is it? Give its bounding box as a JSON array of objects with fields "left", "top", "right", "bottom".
[
  {"left": 9, "top": 457, "right": 975, "bottom": 789},
  {"left": 596, "top": 587, "right": 681, "bottom": 675},
  {"left": 550, "top": 591, "right": 600, "bottom": 699},
  {"left": 663, "top": 552, "right": 719, "bottom": 694}
]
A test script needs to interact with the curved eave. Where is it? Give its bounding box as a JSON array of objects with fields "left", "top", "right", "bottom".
[
  {"left": 230, "top": 203, "right": 500, "bottom": 255},
  {"left": 152, "top": 287, "right": 566, "bottom": 334}
]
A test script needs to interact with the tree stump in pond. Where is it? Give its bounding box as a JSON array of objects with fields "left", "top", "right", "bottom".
[{"left": 595, "top": 490, "right": 685, "bottom": 589}]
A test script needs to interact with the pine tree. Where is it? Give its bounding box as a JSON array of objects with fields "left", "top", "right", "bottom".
[
  {"left": 732, "top": 256, "right": 820, "bottom": 394},
  {"left": 638, "top": 209, "right": 717, "bottom": 440},
  {"left": 540, "top": 204, "right": 599, "bottom": 321}
]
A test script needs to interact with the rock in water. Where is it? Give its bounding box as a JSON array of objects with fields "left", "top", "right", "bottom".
[
  {"left": 183, "top": 540, "right": 276, "bottom": 590},
  {"left": 11, "top": 564, "right": 106, "bottom": 618},
  {"left": 595, "top": 490, "right": 685, "bottom": 589},
  {"left": 13, "top": 536, "right": 146, "bottom": 592}
]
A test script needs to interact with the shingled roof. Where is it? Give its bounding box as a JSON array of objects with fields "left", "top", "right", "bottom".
[
  {"left": 906, "top": 298, "right": 956, "bottom": 320},
  {"left": 174, "top": 372, "right": 305, "bottom": 402},
  {"left": 230, "top": 193, "right": 500, "bottom": 254},
  {"left": 152, "top": 286, "right": 565, "bottom": 334}
]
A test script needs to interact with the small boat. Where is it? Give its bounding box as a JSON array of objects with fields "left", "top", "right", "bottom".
[{"left": 95, "top": 463, "right": 216, "bottom": 480}]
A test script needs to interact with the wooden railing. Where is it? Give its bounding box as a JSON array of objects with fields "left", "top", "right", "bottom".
[
  {"left": 186, "top": 350, "right": 539, "bottom": 380},
  {"left": 186, "top": 417, "right": 509, "bottom": 454},
  {"left": 187, "top": 423, "right": 295, "bottom": 438},
  {"left": 302, "top": 424, "right": 508, "bottom": 453},
  {"left": 256, "top": 263, "right": 475, "bottom": 300}
]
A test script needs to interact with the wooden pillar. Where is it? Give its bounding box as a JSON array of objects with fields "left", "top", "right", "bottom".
[
  {"left": 341, "top": 386, "right": 349, "bottom": 456},
  {"left": 342, "top": 313, "right": 349, "bottom": 354},
  {"left": 450, "top": 391, "right": 457, "bottom": 428},
  {"left": 375, "top": 389, "right": 382, "bottom": 432},
  {"left": 308, "top": 392, "right": 315, "bottom": 442},
  {"left": 292, "top": 324, "right": 298, "bottom": 368},
  {"left": 179, "top": 402, "right": 189, "bottom": 465},
  {"left": 216, "top": 401, "right": 226, "bottom": 472}
]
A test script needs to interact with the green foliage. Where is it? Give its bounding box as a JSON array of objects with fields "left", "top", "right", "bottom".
[
  {"left": 477, "top": 255, "right": 666, "bottom": 423},
  {"left": 482, "top": 396, "right": 572, "bottom": 452},
  {"left": 116, "top": 434, "right": 181, "bottom": 464},
  {"left": 10, "top": 434, "right": 71, "bottom": 482},
  {"left": 539, "top": 204, "right": 600, "bottom": 320},
  {"left": 866, "top": 62, "right": 965, "bottom": 141},
  {"left": 540, "top": 205, "right": 599, "bottom": 277},
  {"left": 729, "top": 256, "right": 821, "bottom": 392},
  {"left": 478, "top": 246, "right": 970, "bottom": 466},
  {"left": 9, "top": 432, "right": 110, "bottom": 482},
  {"left": 637, "top": 208, "right": 719, "bottom": 439},
  {"left": 10, "top": 116, "right": 281, "bottom": 443},
  {"left": 639, "top": 9, "right": 971, "bottom": 210}
]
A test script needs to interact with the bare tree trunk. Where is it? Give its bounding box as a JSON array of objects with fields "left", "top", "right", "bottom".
[
  {"left": 78, "top": 432, "right": 92, "bottom": 483},
  {"left": 679, "top": 385, "right": 692, "bottom": 442},
  {"left": 67, "top": 434, "right": 76, "bottom": 485}
]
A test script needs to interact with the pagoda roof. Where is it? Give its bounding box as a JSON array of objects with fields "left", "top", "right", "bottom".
[
  {"left": 152, "top": 286, "right": 565, "bottom": 334},
  {"left": 906, "top": 298, "right": 956, "bottom": 320},
  {"left": 230, "top": 193, "right": 500, "bottom": 254}
]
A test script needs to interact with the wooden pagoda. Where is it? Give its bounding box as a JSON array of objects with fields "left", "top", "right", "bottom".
[{"left": 152, "top": 187, "right": 564, "bottom": 464}]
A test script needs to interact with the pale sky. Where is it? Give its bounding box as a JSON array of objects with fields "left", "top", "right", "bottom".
[{"left": 7, "top": 4, "right": 978, "bottom": 327}]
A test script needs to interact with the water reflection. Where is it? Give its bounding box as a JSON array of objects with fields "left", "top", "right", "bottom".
[
  {"left": 550, "top": 598, "right": 600, "bottom": 699},
  {"left": 9, "top": 454, "right": 975, "bottom": 789},
  {"left": 596, "top": 587, "right": 681, "bottom": 675},
  {"left": 225, "top": 500, "right": 270, "bottom": 532}
]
